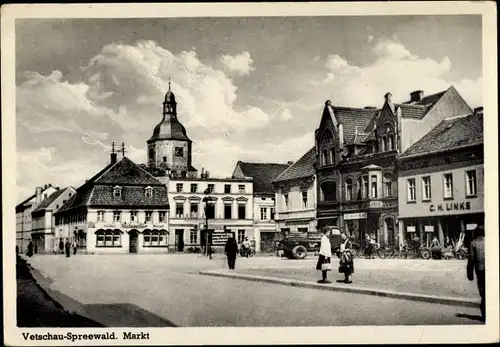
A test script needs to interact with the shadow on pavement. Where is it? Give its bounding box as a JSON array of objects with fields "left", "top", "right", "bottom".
[{"left": 85, "top": 304, "right": 177, "bottom": 327}]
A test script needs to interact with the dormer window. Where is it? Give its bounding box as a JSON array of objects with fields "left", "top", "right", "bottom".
[
  {"left": 113, "top": 186, "right": 122, "bottom": 198},
  {"left": 145, "top": 186, "right": 154, "bottom": 198}
]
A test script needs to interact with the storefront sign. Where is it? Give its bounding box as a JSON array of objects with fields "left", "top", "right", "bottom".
[
  {"left": 424, "top": 225, "right": 435, "bottom": 232},
  {"left": 153, "top": 224, "right": 165, "bottom": 228},
  {"left": 406, "top": 226, "right": 416, "bottom": 232},
  {"left": 466, "top": 224, "right": 478, "bottom": 231},
  {"left": 104, "top": 224, "right": 116, "bottom": 228},
  {"left": 127, "top": 224, "right": 147, "bottom": 229},
  {"left": 211, "top": 231, "right": 232, "bottom": 246},
  {"left": 343, "top": 212, "right": 367, "bottom": 220},
  {"left": 430, "top": 201, "right": 471, "bottom": 213},
  {"left": 87, "top": 222, "right": 95, "bottom": 228}
]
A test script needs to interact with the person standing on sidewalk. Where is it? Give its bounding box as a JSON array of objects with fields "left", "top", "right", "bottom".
[
  {"left": 339, "top": 233, "right": 354, "bottom": 283},
  {"left": 225, "top": 237, "right": 238, "bottom": 270},
  {"left": 59, "top": 239, "right": 64, "bottom": 254},
  {"left": 65, "top": 239, "right": 71, "bottom": 258},
  {"left": 467, "top": 225, "right": 485, "bottom": 321},
  {"left": 316, "top": 227, "right": 332, "bottom": 283},
  {"left": 72, "top": 240, "right": 78, "bottom": 255}
]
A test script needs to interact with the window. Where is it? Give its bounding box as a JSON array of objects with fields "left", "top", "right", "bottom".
[
  {"left": 143, "top": 230, "right": 168, "bottom": 247},
  {"left": 238, "top": 185, "right": 245, "bottom": 193},
  {"left": 237, "top": 230, "right": 246, "bottom": 244},
  {"left": 388, "top": 134, "right": 395, "bottom": 151},
  {"left": 443, "top": 173, "right": 453, "bottom": 199},
  {"left": 383, "top": 174, "right": 393, "bottom": 197},
  {"left": 175, "top": 147, "right": 184, "bottom": 157},
  {"left": 145, "top": 211, "right": 152, "bottom": 222},
  {"left": 322, "top": 149, "right": 328, "bottom": 165},
  {"left": 175, "top": 203, "right": 184, "bottom": 218},
  {"left": 466, "top": 170, "right": 477, "bottom": 196},
  {"left": 301, "top": 191, "right": 308, "bottom": 209},
  {"left": 374, "top": 141, "right": 379, "bottom": 153},
  {"left": 363, "top": 176, "right": 369, "bottom": 199},
  {"left": 130, "top": 211, "right": 138, "bottom": 222},
  {"left": 181, "top": 171, "right": 187, "bottom": 178},
  {"left": 382, "top": 137, "right": 388, "bottom": 152},
  {"left": 284, "top": 194, "right": 289, "bottom": 209},
  {"left": 320, "top": 181, "right": 337, "bottom": 201},
  {"left": 97, "top": 210, "right": 105, "bottom": 222},
  {"left": 224, "top": 204, "right": 232, "bottom": 219},
  {"left": 145, "top": 187, "right": 153, "bottom": 198},
  {"left": 330, "top": 148, "right": 335, "bottom": 165},
  {"left": 190, "top": 230, "right": 198, "bottom": 244},
  {"left": 260, "top": 207, "right": 267, "bottom": 220},
  {"left": 224, "top": 184, "right": 231, "bottom": 194},
  {"left": 345, "top": 178, "right": 353, "bottom": 201},
  {"left": 208, "top": 184, "right": 215, "bottom": 193},
  {"left": 205, "top": 203, "right": 215, "bottom": 219},
  {"left": 190, "top": 184, "right": 198, "bottom": 193},
  {"left": 371, "top": 176, "right": 378, "bottom": 198},
  {"left": 159, "top": 211, "right": 166, "bottom": 222},
  {"left": 270, "top": 208, "right": 275, "bottom": 220},
  {"left": 176, "top": 184, "right": 183, "bottom": 193},
  {"left": 149, "top": 148, "right": 154, "bottom": 161},
  {"left": 356, "top": 177, "right": 363, "bottom": 200},
  {"left": 407, "top": 178, "right": 416, "bottom": 202},
  {"left": 44, "top": 193, "right": 48, "bottom": 200},
  {"left": 96, "top": 230, "right": 121, "bottom": 247},
  {"left": 113, "top": 186, "right": 122, "bottom": 197},
  {"left": 113, "top": 211, "right": 121, "bottom": 222},
  {"left": 422, "top": 176, "right": 431, "bottom": 201},
  {"left": 163, "top": 156, "right": 167, "bottom": 163},
  {"left": 238, "top": 205, "right": 246, "bottom": 219},
  {"left": 190, "top": 203, "right": 199, "bottom": 217}
]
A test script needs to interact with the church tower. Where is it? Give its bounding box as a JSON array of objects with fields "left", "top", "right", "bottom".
[{"left": 147, "top": 80, "right": 197, "bottom": 178}]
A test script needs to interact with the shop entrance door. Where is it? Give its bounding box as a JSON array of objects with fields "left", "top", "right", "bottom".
[
  {"left": 175, "top": 230, "right": 184, "bottom": 252},
  {"left": 129, "top": 230, "right": 138, "bottom": 253}
]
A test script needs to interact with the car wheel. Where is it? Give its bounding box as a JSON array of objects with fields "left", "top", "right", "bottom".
[
  {"left": 292, "top": 245, "right": 307, "bottom": 260},
  {"left": 420, "top": 249, "right": 432, "bottom": 260}
]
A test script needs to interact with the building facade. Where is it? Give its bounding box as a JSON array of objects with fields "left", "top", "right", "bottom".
[
  {"left": 31, "top": 186, "right": 76, "bottom": 253},
  {"left": 232, "top": 161, "right": 290, "bottom": 252},
  {"left": 315, "top": 86, "right": 472, "bottom": 246},
  {"left": 16, "top": 184, "right": 59, "bottom": 253},
  {"left": 273, "top": 148, "right": 317, "bottom": 240},
  {"left": 54, "top": 153, "right": 170, "bottom": 254},
  {"left": 398, "top": 110, "right": 484, "bottom": 248}
]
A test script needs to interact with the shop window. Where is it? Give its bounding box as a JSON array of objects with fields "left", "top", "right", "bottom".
[
  {"left": 345, "top": 178, "right": 353, "bottom": 201},
  {"left": 443, "top": 173, "right": 454, "bottom": 199},
  {"left": 143, "top": 230, "right": 168, "bottom": 247},
  {"left": 238, "top": 205, "right": 246, "bottom": 219},
  {"left": 466, "top": 170, "right": 477, "bottom": 196},
  {"left": 224, "top": 204, "right": 233, "bottom": 219},
  {"left": 422, "top": 176, "right": 432, "bottom": 201},
  {"left": 407, "top": 178, "right": 416, "bottom": 202},
  {"left": 96, "top": 230, "right": 121, "bottom": 247}
]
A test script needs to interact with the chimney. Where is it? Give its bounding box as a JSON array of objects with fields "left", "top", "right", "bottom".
[
  {"left": 110, "top": 142, "right": 117, "bottom": 164},
  {"left": 473, "top": 106, "right": 483, "bottom": 115},
  {"left": 201, "top": 167, "right": 205, "bottom": 178},
  {"left": 35, "top": 187, "right": 42, "bottom": 204},
  {"left": 205, "top": 170, "right": 210, "bottom": 178},
  {"left": 410, "top": 90, "right": 424, "bottom": 103}
]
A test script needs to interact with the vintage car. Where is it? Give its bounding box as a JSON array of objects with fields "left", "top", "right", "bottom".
[{"left": 278, "top": 228, "right": 360, "bottom": 260}]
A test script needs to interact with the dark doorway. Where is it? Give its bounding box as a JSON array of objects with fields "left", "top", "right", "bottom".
[
  {"left": 129, "top": 230, "right": 138, "bottom": 253},
  {"left": 175, "top": 229, "right": 184, "bottom": 252},
  {"left": 386, "top": 218, "right": 396, "bottom": 246}
]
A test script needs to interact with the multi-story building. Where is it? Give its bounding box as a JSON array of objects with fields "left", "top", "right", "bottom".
[
  {"left": 232, "top": 161, "right": 290, "bottom": 252},
  {"left": 145, "top": 84, "right": 254, "bottom": 251},
  {"left": 31, "top": 186, "right": 76, "bottom": 253},
  {"left": 16, "top": 184, "right": 59, "bottom": 253},
  {"left": 273, "top": 147, "right": 317, "bottom": 239},
  {"left": 54, "top": 151, "right": 170, "bottom": 254},
  {"left": 397, "top": 108, "right": 484, "bottom": 248},
  {"left": 315, "top": 86, "right": 472, "bottom": 246}
]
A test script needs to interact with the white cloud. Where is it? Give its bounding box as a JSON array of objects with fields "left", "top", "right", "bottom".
[{"left": 219, "top": 51, "right": 254, "bottom": 76}]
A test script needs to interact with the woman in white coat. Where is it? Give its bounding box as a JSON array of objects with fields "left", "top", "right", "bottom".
[{"left": 316, "top": 227, "right": 332, "bottom": 283}]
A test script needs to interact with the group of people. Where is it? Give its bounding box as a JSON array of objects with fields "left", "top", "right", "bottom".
[
  {"left": 316, "top": 227, "right": 354, "bottom": 284},
  {"left": 53, "top": 239, "right": 78, "bottom": 257}
]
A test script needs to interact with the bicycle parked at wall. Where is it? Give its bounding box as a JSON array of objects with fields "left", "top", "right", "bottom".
[{"left": 398, "top": 243, "right": 432, "bottom": 259}]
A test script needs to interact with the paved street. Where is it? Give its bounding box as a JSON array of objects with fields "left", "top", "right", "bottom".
[{"left": 26, "top": 254, "right": 483, "bottom": 327}]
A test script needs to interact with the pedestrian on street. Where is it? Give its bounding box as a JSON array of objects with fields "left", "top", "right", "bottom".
[
  {"left": 26, "top": 241, "right": 34, "bottom": 257},
  {"left": 59, "top": 239, "right": 64, "bottom": 254},
  {"left": 72, "top": 240, "right": 78, "bottom": 255},
  {"left": 316, "top": 227, "right": 332, "bottom": 283},
  {"left": 65, "top": 239, "right": 71, "bottom": 258},
  {"left": 225, "top": 237, "right": 238, "bottom": 270},
  {"left": 53, "top": 242, "right": 59, "bottom": 254},
  {"left": 339, "top": 233, "right": 354, "bottom": 284},
  {"left": 467, "top": 226, "right": 485, "bottom": 321}
]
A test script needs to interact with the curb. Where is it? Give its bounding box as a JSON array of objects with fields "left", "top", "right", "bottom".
[{"left": 200, "top": 270, "right": 480, "bottom": 308}]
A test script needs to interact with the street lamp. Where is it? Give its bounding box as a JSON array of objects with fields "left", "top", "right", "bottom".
[{"left": 203, "top": 188, "right": 212, "bottom": 259}]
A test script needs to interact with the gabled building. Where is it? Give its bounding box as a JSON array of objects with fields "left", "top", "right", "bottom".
[
  {"left": 31, "top": 186, "right": 76, "bottom": 253},
  {"left": 315, "top": 86, "right": 472, "bottom": 247},
  {"left": 232, "top": 161, "right": 290, "bottom": 252},
  {"left": 54, "top": 150, "right": 170, "bottom": 254},
  {"left": 397, "top": 108, "right": 484, "bottom": 249},
  {"left": 273, "top": 147, "right": 317, "bottom": 240},
  {"left": 16, "top": 184, "right": 59, "bottom": 253}
]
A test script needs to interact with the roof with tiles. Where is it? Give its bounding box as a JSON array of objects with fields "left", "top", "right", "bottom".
[
  {"left": 32, "top": 188, "right": 70, "bottom": 213},
  {"left": 56, "top": 156, "right": 169, "bottom": 213},
  {"left": 273, "top": 147, "right": 316, "bottom": 183},
  {"left": 399, "top": 112, "right": 483, "bottom": 158},
  {"left": 234, "top": 162, "right": 290, "bottom": 194},
  {"left": 328, "top": 106, "right": 377, "bottom": 144}
]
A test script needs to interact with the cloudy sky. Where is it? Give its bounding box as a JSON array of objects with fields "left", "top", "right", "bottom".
[{"left": 16, "top": 15, "right": 482, "bottom": 202}]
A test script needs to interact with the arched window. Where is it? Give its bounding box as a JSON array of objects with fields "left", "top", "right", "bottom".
[
  {"left": 320, "top": 181, "right": 337, "bottom": 201},
  {"left": 383, "top": 172, "right": 393, "bottom": 197},
  {"left": 330, "top": 148, "right": 335, "bottom": 165},
  {"left": 382, "top": 136, "right": 388, "bottom": 152},
  {"left": 113, "top": 186, "right": 122, "bottom": 198},
  {"left": 145, "top": 187, "right": 153, "bottom": 198},
  {"left": 388, "top": 134, "right": 395, "bottom": 151},
  {"left": 322, "top": 149, "right": 328, "bottom": 166},
  {"left": 356, "top": 177, "right": 363, "bottom": 200},
  {"left": 345, "top": 178, "right": 353, "bottom": 201}
]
